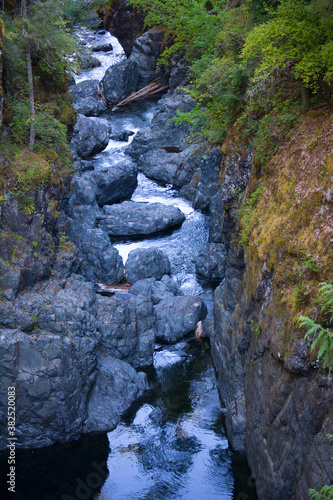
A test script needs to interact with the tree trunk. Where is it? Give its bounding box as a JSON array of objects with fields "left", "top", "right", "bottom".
[
  {"left": 22, "top": 0, "right": 35, "bottom": 151},
  {"left": 300, "top": 83, "right": 310, "bottom": 109}
]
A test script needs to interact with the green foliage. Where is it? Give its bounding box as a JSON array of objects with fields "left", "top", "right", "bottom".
[
  {"left": 60, "top": 0, "right": 90, "bottom": 27},
  {"left": 308, "top": 434, "right": 333, "bottom": 498},
  {"left": 299, "top": 282, "right": 333, "bottom": 377},
  {"left": 309, "top": 485, "right": 333, "bottom": 499},
  {"left": 1, "top": 0, "right": 77, "bottom": 162},
  {"left": 129, "top": 0, "right": 333, "bottom": 153},
  {"left": 10, "top": 98, "right": 71, "bottom": 166},
  {"left": 18, "top": 195, "right": 35, "bottom": 214},
  {"left": 300, "top": 250, "right": 318, "bottom": 272},
  {"left": 3, "top": 1, "right": 77, "bottom": 87},
  {"left": 241, "top": 0, "right": 333, "bottom": 93},
  {"left": 130, "top": 0, "right": 227, "bottom": 64}
]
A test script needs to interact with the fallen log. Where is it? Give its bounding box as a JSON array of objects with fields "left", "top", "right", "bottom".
[
  {"left": 97, "top": 78, "right": 169, "bottom": 109},
  {"left": 94, "top": 282, "right": 132, "bottom": 294}
]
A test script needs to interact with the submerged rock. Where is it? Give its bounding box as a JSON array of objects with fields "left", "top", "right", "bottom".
[
  {"left": 98, "top": 201, "right": 185, "bottom": 237},
  {"left": 125, "top": 247, "right": 170, "bottom": 283},
  {"left": 77, "top": 52, "right": 101, "bottom": 70},
  {"left": 91, "top": 41, "right": 113, "bottom": 52}
]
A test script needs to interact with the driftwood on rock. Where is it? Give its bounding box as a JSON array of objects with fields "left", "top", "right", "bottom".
[
  {"left": 94, "top": 282, "right": 132, "bottom": 294},
  {"left": 97, "top": 78, "right": 168, "bottom": 109}
]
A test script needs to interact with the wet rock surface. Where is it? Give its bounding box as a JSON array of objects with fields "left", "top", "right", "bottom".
[
  {"left": 84, "top": 356, "right": 148, "bottom": 433},
  {"left": 93, "top": 159, "right": 138, "bottom": 206},
  {"left": 98, "top": 201, "right": 186, "bottom": 237},
  {"left": 126, "top": 89, "right": 196, "bottom": 164},
  {"left": 100, "top": 59, "right": 138, "bottom": 104},
  {"left": 70, "top": 79, "right": 107, "bottom": 116},
  {"left": 155, "top": 296, "right": 208, "bottom": 344},
  {"left": 0, "top": 32, "right": 219, "bottom": 454},
  {"left": 125, "top": 247, "right": 170, "bottom": 283},
  {"left": 71, "top": 114, "right": 110, "bottom": 158},
  {"left": 129, "top": 28, "right": 167, "bottom": 88},
  {"left": 97, "top": 293, "right": 156, "bottom": 367},
  {"left": 194, "top": 243, "right": 227, "bottom": 281},
  {"left": 210, "top": 132, "right": 333, "bottom": 499}
]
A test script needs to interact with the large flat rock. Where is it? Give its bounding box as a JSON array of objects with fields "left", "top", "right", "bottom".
[{"left": 98, "top": 201, "right": 185, "bottom": 237}]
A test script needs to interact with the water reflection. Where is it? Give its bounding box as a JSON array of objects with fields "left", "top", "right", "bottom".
[
  {"left": 95, "top": 340, "right": 235, "bottom": 500},
  {"left": 0, "top": 433, "right": 110, "bottom": 500}
]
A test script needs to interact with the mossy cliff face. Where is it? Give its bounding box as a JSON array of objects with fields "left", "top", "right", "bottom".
[
  {"left": 211, "top": 114, "right": 333, "bottom": 499},
  {"left": 0, "top": 151, "right": 71, "bottom": 297}
]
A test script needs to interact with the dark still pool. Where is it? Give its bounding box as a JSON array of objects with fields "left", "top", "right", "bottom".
[{"left": 0, "top": 340, "right": 257, "bottom": 500}]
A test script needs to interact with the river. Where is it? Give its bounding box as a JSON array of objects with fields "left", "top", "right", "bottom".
[{"left": 0, "top": 29, "right": 258, "bottom": 500}]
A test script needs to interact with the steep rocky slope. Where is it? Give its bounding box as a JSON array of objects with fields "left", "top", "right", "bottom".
[{"left": 211, "top": 116, "right": 333, "bottom": 499}]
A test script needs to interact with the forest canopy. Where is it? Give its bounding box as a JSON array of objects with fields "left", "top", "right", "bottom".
[{"left": 129, "top": 0, "right": 333, "bottom": 155}]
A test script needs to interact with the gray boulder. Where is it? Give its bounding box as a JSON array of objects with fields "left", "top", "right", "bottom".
[
  {"left": 71, "top": 114, "right": 110, "bottom": 159},
  {"left": 93, "top": 158, "right": 138, "bottom": 206},
  {"left": 125, "top": 247, "right": 170, "bottom": 283},
  {"left": 137, "top": 145, "right": 197, "bottom": 186},
  {"left": 151, "top": 279, "right": 176, "bottom": 304},
  {"left": 58, "top": 215, "right": 119, "bottom": 283},
  {"left": 100, "top": 59, "right": 138, "bottom": 104},
  {"left": 169, "top": 58, "right": 189, "bottom": 93},
  {"left": 126, "top": 89, "right": 196, "bottom": 162},
  {"left": 194, "top": 243, "right": 227, "bottom": 281},
  {"left": 84, "top": 356, "right": 148, "bottom": 433},
  {"left": 110, "top": 130, "right": 134, "bottom": 142},
  {"left": 0, "top": 329, "right": 97, "bottom": 449},
  {"left": 154, "top": 296, "right": 208, "bottom": 343},
  {"left": 35, "top": 275, "right": 98, "bottom": 338},
  {"left": 52, "top": 243, "right": 83, "bottom": 280},
  {"left": 68, "top": 202, "right": 102, "bottom": 229},
  {"left": 76, "top": 229, "right": 124, "bottom": 284},
  {"left": 97, "top": 293, "right": 155, "bottom": 367},
  {"left": 71, "top": 175, "right": 97, "bottom": 206},
  {"left": 128, "top": 277, "right": 156, "bottom": 298},
  {"left": 129, "top": 29, "right": 166, "bottom": 88},
  {"left": 91, "top": 41, "right": 113, "bottom": 52},
  {"left": 0, "top": 275, "right": 98, "bottom": 338},
  {"left": 78, "top": 52, "right": 101, "bottom": 70},
  {"left": 98, "top": 201, "right": 185, "bottom": 237},
  {"left": 128, "top": 274, "right": 179, "bottom": 304},
  {"left": 70, "top": 80, "right": 107, "bottom": 116}
]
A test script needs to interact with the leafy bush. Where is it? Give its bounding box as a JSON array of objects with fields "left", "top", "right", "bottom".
[
  {"left": 10, "top": 98, "right": 71, "bottom": 166},
  {"left": 299, "top": 282, "right": 333, "bottom": 377},
  {"left": 241, "top": 0, "right": 333, "bottom": 94}
]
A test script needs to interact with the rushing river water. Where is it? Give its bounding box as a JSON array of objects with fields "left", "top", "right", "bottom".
[{"left": 0, "top": 30, "right": 258, "bottom": 500}]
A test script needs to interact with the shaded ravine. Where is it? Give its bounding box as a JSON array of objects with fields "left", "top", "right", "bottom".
[{"left": 0, "top": 30, "right": 258, "bottom": 500}]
